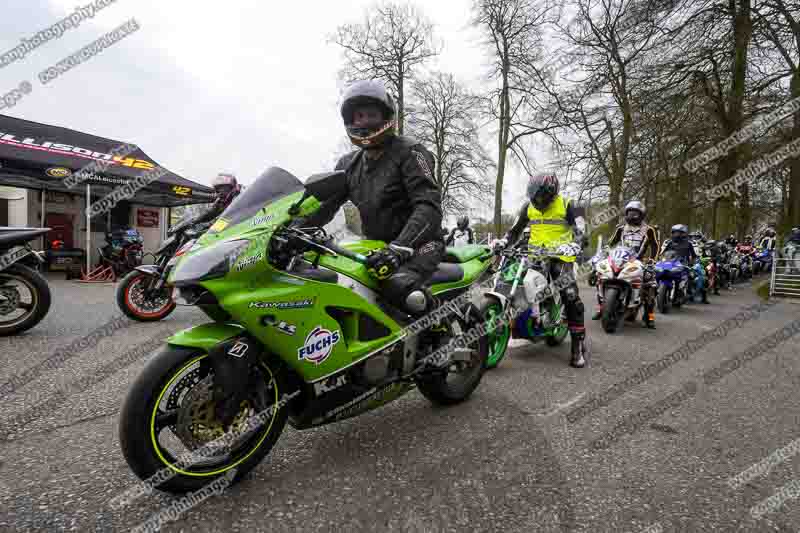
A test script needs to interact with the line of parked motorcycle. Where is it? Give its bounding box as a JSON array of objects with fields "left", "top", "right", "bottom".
[{"left": 585, "top": 236, "right": 783, "bottom": 334}]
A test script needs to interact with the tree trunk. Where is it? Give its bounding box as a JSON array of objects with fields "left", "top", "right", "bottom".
[
  {"left": 494, "top": 65, "right": 511, "bottom": 235},
  {"left": 789, "top": 71, "right": 800, "bottom": 228},
  {"left": 397, "top": 68, "right": 405, "bottom": 135}
]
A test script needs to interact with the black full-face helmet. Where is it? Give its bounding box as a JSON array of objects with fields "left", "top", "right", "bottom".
[
  {"left": 340, "top": 80, "right": 397, "bottom": 149},
  {"left": 527, "top": 173, "right": 560, "bottom": 211},
  {"left": 457, "top": 216, "right": 469, "bottom": 230}
]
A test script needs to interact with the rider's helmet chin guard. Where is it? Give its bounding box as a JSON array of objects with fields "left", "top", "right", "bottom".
[
  {"left": 341, "top": 80, "right": 397, "bottom": 149},
  {"left": 624, "top": 200, "right": 645, "bottom": 225},
  {"left": 527, "top": 173, "right": 559, "bottom": 212}
]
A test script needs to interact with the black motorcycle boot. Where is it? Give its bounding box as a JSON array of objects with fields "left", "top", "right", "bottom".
[
  {"left": 642, "top": 308, "right": 656, "bottom": 329},
  {"left": 701, "top": 289, "right": 710, "bottom": 304},
  {"left": 569, "top": 328, "right": 588, "bottom": 368}
]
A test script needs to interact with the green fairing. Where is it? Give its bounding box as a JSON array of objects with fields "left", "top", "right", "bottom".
[
  {"left": 167, "top": 188, "right": 492, "bottom": 385},
  {"left": 168, "top": 323, "right": 245, "bottom": 350}
]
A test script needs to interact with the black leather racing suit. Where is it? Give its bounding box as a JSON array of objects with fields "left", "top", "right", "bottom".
[{"left": 299, "top": 135, "right": 444, "bottom": 312}]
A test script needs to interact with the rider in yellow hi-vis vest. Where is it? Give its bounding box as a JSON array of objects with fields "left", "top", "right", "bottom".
[{"left": 492, "top": 173, "right": 589, "bottom": 368}]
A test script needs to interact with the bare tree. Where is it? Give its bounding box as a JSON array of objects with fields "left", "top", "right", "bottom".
[
  {"left": 330, "top": 1, "right": 440, "bottom": 134},
  {"left": 471, "top": 0, "right": 561, "bottom": 234},
  {"left": 407, "top": 72, "right": 495, "bottom": 218},
  {"left": 752, "top": 0, "right": 800, "bottom": 229}
]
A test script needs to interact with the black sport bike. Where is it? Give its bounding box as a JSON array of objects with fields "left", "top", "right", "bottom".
[
  {"left": 0, "top": 226, "right": 52, "bottom": 336},
  {"left": 116, "top": 217, "right": 213, "bottom": 322}
]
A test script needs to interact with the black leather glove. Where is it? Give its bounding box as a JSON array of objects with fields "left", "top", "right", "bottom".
[{"left": 365, "top": 243, "right": 412, "bottom": 280}]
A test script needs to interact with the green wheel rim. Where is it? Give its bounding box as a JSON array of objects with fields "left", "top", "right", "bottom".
[{"left": 485, "top": 304, "right": 511, "bottom": 368}]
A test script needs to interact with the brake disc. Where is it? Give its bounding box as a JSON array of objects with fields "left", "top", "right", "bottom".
[
  {"left": 174, "top": 375, "right": 255, "bottom": 453},
  {"left": 0, "top": 286, "right": 20, "bottom": 316}
]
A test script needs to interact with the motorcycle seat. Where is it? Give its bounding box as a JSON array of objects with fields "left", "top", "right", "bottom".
[
  {"left": 426, "top": 262, "right": 464, "bottom": 285},
  {"left": 0, "top": 227, "right": 51, "bottom": 247},
  {"left": 442, "top": 245, "right": 489, "bottom": 263}
]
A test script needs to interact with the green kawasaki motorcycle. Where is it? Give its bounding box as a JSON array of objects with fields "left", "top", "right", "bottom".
[
  {"left": 482, "top": 243, "right": 572, "bottom": 369},
  {"left": 119, "top": 167, "right": 496, "bottom": 494}
]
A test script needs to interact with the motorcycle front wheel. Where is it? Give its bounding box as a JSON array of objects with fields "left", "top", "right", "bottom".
[
  {"left": 657, "top": 284, "right": 670, "bottom": 314},
  {"left": 601, "top": 286, "right": 620, "bottom": 333},
  {"left": 481, "top": 297, "right": 511, "bottom": 369},
  {"left": 119, "top": 345, "right": 289, "bottom": 494},
  {"left": 116, "top": 270, "right": 177, "bottom": 322}
]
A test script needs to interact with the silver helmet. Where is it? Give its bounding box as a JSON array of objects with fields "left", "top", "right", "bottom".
[{"left": 624, "top": 201, "right": 645, "bottom": 225}]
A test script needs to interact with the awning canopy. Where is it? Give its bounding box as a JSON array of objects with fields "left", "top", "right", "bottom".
[{"left": 0, "top": 114, "right": 214, "bottom": 207}]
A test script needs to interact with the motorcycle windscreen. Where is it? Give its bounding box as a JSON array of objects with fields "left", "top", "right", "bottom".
[{"left": 214, "top": 167, "right": 305, "bottom": 228}]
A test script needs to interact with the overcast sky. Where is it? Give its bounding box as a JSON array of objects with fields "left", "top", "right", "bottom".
[{"left": 0, "top": 0, "right": 553, "bottom": 225}]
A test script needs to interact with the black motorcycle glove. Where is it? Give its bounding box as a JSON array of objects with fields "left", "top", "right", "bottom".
[{"left": 365, "top": 244, "right": 412, "bottom": 280}]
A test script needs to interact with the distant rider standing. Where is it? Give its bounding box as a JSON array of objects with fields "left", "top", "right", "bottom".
[{"left": 446, "top": 216, "right": 475, "bottom": 246}]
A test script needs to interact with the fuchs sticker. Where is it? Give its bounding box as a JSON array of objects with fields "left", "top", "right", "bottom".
[
  {"left": 249, "top": 299, "right": 313, "bottom": 309},
  {"left": 297, "top": 327, "right": 341, "bottom": 365}
]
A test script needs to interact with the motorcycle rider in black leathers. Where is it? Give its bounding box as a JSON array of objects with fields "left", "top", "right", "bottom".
[
  {"left": 446, "top": 216, "right": 475, "bottom": 246},
  {"left": 595, "top": 201, "right": 659, "bottom": 328},
  {"left": 661, "top": 224, "right": 707, "bottom": 303},
  {"left": 294, "top": 79, "right": 444, "bottom": 321}
]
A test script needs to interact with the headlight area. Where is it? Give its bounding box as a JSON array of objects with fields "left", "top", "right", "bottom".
[{"left": 172, "top": 239, "right": 251, "bottom": 285}]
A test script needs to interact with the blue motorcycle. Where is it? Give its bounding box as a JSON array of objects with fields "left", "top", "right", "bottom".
[
  {"left": 753, "top": 248, "right": 773, "bottom": 275},
  {"left": 655, "top": 251, "right": 689, "bottom": 313}
]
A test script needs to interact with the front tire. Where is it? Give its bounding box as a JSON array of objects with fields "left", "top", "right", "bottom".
[
  {"left": 119, "top": 345, "right": 289, "bottom": 494},
  {"left": 0, "top": 264, "right": 51, "bottom": 336},
  {"left": 480, "top": 297, "right": 511, "bottom": 370},
  {"left": 116, "top": 270, "right": 176, "bottom": 322},
  {"left": 657, "top": 284, "right": 669, "bottom": 314},
  {"left": 601, "top": 286, "right": 620, "bottom": 333}
]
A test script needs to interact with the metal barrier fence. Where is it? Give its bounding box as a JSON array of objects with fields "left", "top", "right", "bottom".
[{"left": 770, "top": 257, "right": 800, "bottom": 298}]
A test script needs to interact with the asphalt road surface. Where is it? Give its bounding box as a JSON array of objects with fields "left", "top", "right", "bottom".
[{"left": 1, "top": 274, "right": 799, "bottom": 532}]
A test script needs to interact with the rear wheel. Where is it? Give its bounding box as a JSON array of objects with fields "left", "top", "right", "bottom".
[
  {"left": 415, "top": 309, "right": 489, "bottom": 405},
  {"left": 119, "top": 345, "right": 289, "bottom": 494},
  {"left": 601, "top": 286, "right": 620, "bottom": 333},
  {"left": 0, "top": 264, "right": 51, "bottom": 336}
]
